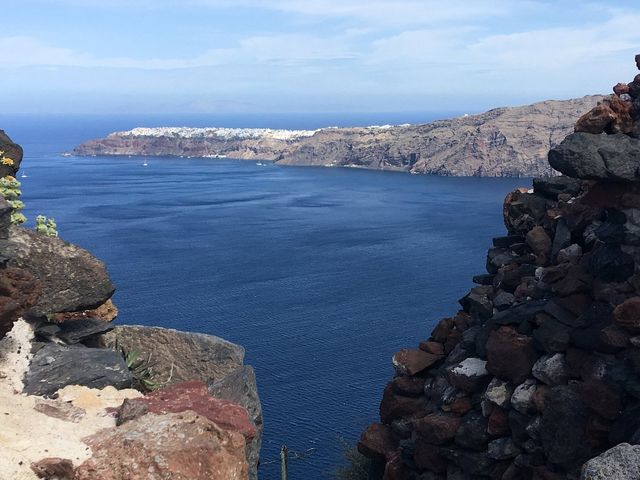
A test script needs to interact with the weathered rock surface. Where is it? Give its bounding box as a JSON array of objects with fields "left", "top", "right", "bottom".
[
  {"left": 580, "top": 443, "right": 640, "bottom": 480},
  {"left": 0, "top": 266, "right": 40, "bottom": 340},
  {"left": 0, "top": 129, "right": 23, "bottom": 178},
  {"left": 549, "top": 132, "right": 640, "bottom": 182},
  {"left": 209, "top": 366, "right": 263, "bottom": 480},
  {"left": 117, "top": 381, "right": 256, "bottom": 441},
  {"left": 95, "top": 325, "right": 245, "bottom": 385},
  {"left": 23, "top": 343, "right": 132, "bottom": 396},
  {"left": 30, "top": 457, "right": 74, "bottom": 479},
  {"left": 74, "top": 96, "right": 605, "bottom": 177},
  {"left": 75, "top": 411, "right": 249, "bottom": 480},
  {"left": 5, "top": 226, "right": 115, "bottom": 317}
]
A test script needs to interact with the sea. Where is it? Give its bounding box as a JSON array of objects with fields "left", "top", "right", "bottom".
[{"left": 2, "top": 113, "right": 530, "bottom": 479}]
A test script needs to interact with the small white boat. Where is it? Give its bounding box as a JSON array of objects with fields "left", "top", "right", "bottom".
[
  {"left": 20, "top": 172, "right": 28, "bottom": 178},
  {"left": 142, "top": 161, "right": 149, "bottom": 167},
  {"left": 256, "top": 162, "right": 263, "bottom": 166}
]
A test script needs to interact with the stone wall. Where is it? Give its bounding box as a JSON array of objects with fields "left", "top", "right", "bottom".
[{"left": 358, "top": 56, "right": 640, "bottom": 480}]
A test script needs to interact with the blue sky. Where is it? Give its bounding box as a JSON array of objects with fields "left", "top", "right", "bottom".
[{"left": 2, "top": 0, "right": 640, "bottom": 115}]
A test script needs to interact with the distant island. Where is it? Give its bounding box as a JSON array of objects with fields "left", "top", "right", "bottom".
[{"left": 74, "top": 95, "right": 604, "bottom": 177}]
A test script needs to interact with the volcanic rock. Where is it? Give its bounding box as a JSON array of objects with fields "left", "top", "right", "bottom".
[
  {"left": 549, "top": 132, "right": 640, "bottom": 182},
  {"left": 486, "top": 327, "right": 538, "bottom": 384},
  {"left": 22, "top": 343, "right": 132, "bottom": 396},
  {"left": 580, "top": 443, "right": 640, "bottom": 480},
  {"left": 30, "top": 458, "right": 74, "bottom": 479},
  {"left": 414, "top": 413, "right": 462, "bottom": 445},
  {"left": 532, "top": 354, "right": 570, "bottom": 386},
  {"left": 357, "top": 423, "right": 398, "bottom": 461},
  {"left": 0, "top": 266, "right": 40, "bottom": 340},
  {"left": 5, "top": 226, "right": 115, "bottom": 317},
  {"left": 613, "top": 297, "right": 640, "bottom": 333},
  {"left": 393, "top": 348, "right": 442, "bottom": 376},
  {"left": 74, "top": 411, "right": 249, "bottom": 480}
]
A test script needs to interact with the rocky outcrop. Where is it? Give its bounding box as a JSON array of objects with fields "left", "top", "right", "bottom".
[
  {"left": 74, "top": 411, "right": 249, "bottom": 480},
  {"left": 73, "top": 96, "right": 605, "bottom": 177},
  {"left": 0, "top": 130, "right": 23, "bottom": 178},
  {"left": 4, "top": 226, "right": 115, "bottom": 317},
  {"left": 95, "top": 325, "right": 262, "bottom": 479},
  {"left": 0, "top": 131, "right": 262, "bottom": 480},
  {"left": 358, "top": 56, "right": 640, "bottom": 479}
]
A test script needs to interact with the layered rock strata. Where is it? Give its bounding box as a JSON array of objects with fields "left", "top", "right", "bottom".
[
  {"left": 73, "top": 96, "right": 604, "bottom": 177},
  {"left": 358, "top": 56, "right": 640, "bottom": 479}
]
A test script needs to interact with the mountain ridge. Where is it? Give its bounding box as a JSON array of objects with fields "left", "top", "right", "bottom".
[{"left": 74, "top": 95, "right": 605, "bottom": 177}]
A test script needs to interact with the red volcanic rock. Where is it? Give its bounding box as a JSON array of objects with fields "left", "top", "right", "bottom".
[
  {"left": 443, "top": 395, "right": 473, "bottom": 416},
  {"left": 487, "top": 407, "right": 510, "bottom": 437},
  {"left": 414, "top": 413, "right": 462, "bottom": 445},
  {"left": 614, "top": 82, "right": 630, "bottom": 96},
  {"left": 392, "top": 348, "right": 441, "bottom": 376},
  {"left": 599, "top": 324, "right": 629, "bottom": 351},
  {"left": 391, "top": 376, "right": 426, "bottom": 397},
  {"left": 357, "top": 423, "right": 398, "bottom": 460},
  {"left": 578, "top": 379, "right": 622, "bottom": 420},
  {"left": 431, "top": 318, "right": 454, "bottom": 343},
  {"left": 75, "top": 411, "right": 248, "bottom": 480},
  {"left": 31, "top": 458, "right": 74, "bottom": 479},
  {"left": 607, "top": 96, "right": 634, "bottom": 134},
  {"left": 0, "top": 266, "right": 41, "bottom": 339},
  {"left": 117, "top": 381, "right": 256, "bottom": 440},
  {"left": 575, "top": 102, "right": 616, "bottom": 134},
  {"left": 380, "top": 383, "right": 427, "bottom": 424},
  {"left": 414, "top": 439, "right": 447, "bottom": 473},
  {"left": 614, "top": 297, "right": 640, "bottom": 333},
  {"left": 383, "top": 452, "right": 412, "bottom": 480},
  {"left": 419, "top": 340, "right": 444, "bottom": 356},
  {"left": 526, "top": 226, "right": 552, "bottom": 256},
  {"left": 486, "top": 327, "right": 538, "bottom": 384}
]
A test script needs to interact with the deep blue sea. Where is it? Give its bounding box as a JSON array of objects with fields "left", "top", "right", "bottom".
[{"left": 3, "top": 114, "right": 529, "bottom": 479}]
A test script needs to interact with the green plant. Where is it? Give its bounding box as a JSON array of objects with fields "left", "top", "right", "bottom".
[
  {"left": 0, "top": 175, "right": 26, "bottom": 225},
  {"left": 35, "top": 215, "right": 58, "bottom": 237},
  {"left": 119, "top": 345, "right": 161, "bottom": 392},
  {"left": 334, "top": 439, "right": 372, "bottom": 480}
]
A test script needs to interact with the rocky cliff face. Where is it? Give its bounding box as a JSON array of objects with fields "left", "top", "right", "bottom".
[
  {"left": 357, "top": 57, "right": 640, "bottom": 479},
  {"left": 73, "top": 96, "right": 604, "bottom": 177},
  {"left": 0, "top": 132, "right": 262, "bottom": 480}
]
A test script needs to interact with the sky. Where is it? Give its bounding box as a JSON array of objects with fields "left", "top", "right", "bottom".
[{"left": 2, "top": 0, "right": 640, "bottom": 115}]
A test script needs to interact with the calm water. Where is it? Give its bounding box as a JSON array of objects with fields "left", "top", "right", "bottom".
[{"left": 6, "top": 115, "right": 528, "bottom": 479}]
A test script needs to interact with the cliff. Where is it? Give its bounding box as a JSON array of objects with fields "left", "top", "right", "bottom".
[
  {"left": 73, "top": 96, "right": 605, "bottom": 178},
  {"left": 0, "top": 133, "right": 262, "bottom": 479},
  {"left": 356, "top": 56, "right": 640, "bottom": 479}
]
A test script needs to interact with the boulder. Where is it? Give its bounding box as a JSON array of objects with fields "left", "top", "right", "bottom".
[
  {"left": 574, "top": 102, "right": 617, "bottom": 134},
  {"left": 526, "top": 226, "right": 552, "bottom": 257},
  {"left": 532, "top": 354, "right": 569, "bottom": 386},
  {"left": 380, "top": 383, "right": 426, "bottom": 423},
  {"left": 22, "top": 343, "right": 132, "bottom": 396},
  {"left": 392, "top": 348, "right": 441, "bottom": 376},
  {"left": 74, "top": 411, "right": 249, "bottom": 480},
  {"left": 484, "top": 378, "right": 514, "bottom": 409},
  {"left": 486, "top": 327, "right": 538, "bottom": 384},
  {"left": 488, "top": 438, "right": 520, "bottom": 460},
  {"left": 540, "top": 386, "right": 591, "bottom": 470},
  {"left": 48, "top": 318, "right": 114, "bottom": 344},
  {"left": 357, "top": 423, "right": 398, "bottom": 460},
  {"left": 589, "top": 243, "right": 635, "bottom": 283},
  {"left": 580, "top": 443, "right": 640, "bottom": 480},
  {"left": 208, "top": 366, "right": 263, "bottom": 480},
  {"left": 454, "top": 411, "right": 491, "bottom": 451},
  {"left": 511, "top": 379, "right": 538, "bottom": 414},
  {"left": 5, "top": 226, "right": 115, "bottom": 317},
  {"left": 414, "top": 413, "right": 462, "bottom": 445},
  {"left": 0, "top": 266, "right": 40, "bottom": 340},
  {"left": 96, "top": 325, "right": 245, "bottom": 385},
  {"left": 548, "top": 132, "right": 640, "bottom": 182},
  {"left": 117, "top": 381, "right": 256, "bottom": 441},
  {"left": 613, "top": 297, "right": 640, "bottom": 333},
  {"left": 30, "top": 458, "right": 74, "bottom": 480},
  {"left": 447, "top": 357, "right": 489, "bottom": 392}
]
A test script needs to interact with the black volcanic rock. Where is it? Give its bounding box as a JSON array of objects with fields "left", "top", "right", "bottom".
[{"left": 549, "top": 132, "right": 640, "bottom": 182}]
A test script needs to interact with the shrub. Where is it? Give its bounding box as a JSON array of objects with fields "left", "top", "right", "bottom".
[{"left": 334, "top": 439, "right": 371, "bottom": 480}]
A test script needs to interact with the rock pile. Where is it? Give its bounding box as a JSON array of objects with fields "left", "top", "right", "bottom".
[{"left": 359, "top": 56, "right": 640, "bottom": 479}]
